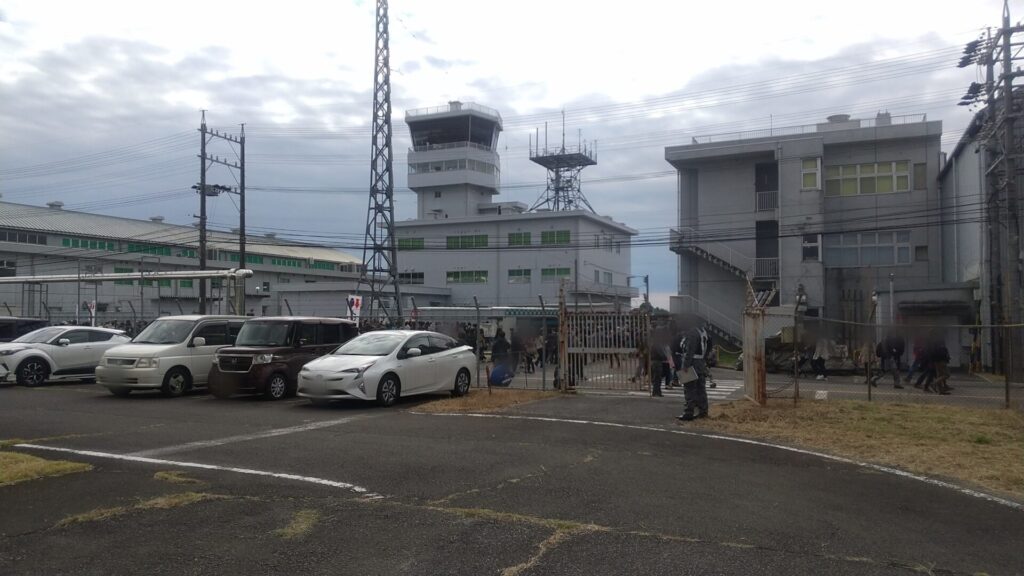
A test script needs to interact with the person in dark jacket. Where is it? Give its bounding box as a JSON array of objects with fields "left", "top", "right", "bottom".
[
  {"left": 869, "top": 331, "right": 905, "bottom": 389},
  {"left": 649, "top": 324, "right": 672, "bottom": 397},
  {"left": 922, "top": 335, "right": 952, "bottom": 394},
  {"left": 491, "top": 330, "right": 510, "bottom": 369},
  {"left": 678, "top": 323, "right": 710, "bottom": 421}
]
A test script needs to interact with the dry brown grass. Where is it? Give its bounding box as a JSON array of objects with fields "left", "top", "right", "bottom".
[
  {"left": 702, "top": 400, "right": 1024, "bottom": 500},
  {"left": 153, "top": 470, "right": 205, "bottom": 486},
  {"left": 55, "top": 492, "right": 228, "bottom": 528},
  {"left": 274, "top": 509, "right": 321, "bottom": 540},
  {"left": 415, "top": 389, "right": 560, "bottom": 414},
  {"left": 0, "top": 452, "right": 92, "bottom": 487}
]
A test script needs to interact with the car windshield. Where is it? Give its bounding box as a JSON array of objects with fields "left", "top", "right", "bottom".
[
  {"left": 13, "top": 327, "right": 64, "bottom": 344},
  {"left": 132, "top": 320, "right": 195, "bottom": 344},
  {"left": 333, "top": 333, "right": 405, "bottom": 356},
  {"left": 235, "top": 322, "right": 292, "bottom": 347}
]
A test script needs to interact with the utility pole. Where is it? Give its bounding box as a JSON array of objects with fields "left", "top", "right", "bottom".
[
  {"left": 959, "top": 0, "right": 1023, "bottom": 379},
  {"left": 195, "top": 112, "right": 245, "bottom": 315},
  {"left": 198, "top": 110, "right": 208, "bottom": 314}
]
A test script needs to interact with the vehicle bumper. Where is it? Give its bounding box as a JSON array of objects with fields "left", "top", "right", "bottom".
[
  {"left": 95, "top": 365, "right": 164, "bottom": 389},
  {"left": 0, "top": 362, "right": 11, "bottom": 382},
  {"left": 297, "top": 372, "right": 372, "bottom": 401},
  {"left": 209, "top": 364, "right": 280, "bottom": 396}
]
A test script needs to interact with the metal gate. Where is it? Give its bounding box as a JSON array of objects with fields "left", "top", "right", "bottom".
[{"left": 559, "top": 308, "right": 651, "bottom": 391}]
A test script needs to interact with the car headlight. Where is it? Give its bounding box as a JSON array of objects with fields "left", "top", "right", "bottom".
[
  {"left": 253, "top": 353, "right": 275, "bottom": 365},
  {"left": 341, "top": 362, "right": 376, "bottom": 379},
  {"left": 135, "top": 358, "right": 159, "bottom": 368},
  {"left": 0, "top": 348, "right": 27, "bottom": 356}
]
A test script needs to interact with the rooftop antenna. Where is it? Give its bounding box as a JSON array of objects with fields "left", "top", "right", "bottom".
[{"left": 528, "top": 109, "right": 597, "bottom": 213}]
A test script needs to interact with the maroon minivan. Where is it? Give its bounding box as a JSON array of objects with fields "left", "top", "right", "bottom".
[{"left": 208, "top": 317, "right": 358, "bottom": 400}]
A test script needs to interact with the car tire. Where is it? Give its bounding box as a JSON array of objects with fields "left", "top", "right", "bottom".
[
  {"left": 376, "top": 374, "right": 400, "bottom": 407},
  {"left": 109, "top": 387, "right": 131, "bottom": 397},
  {"left": 16, "top": 358, "right": 50, "bottom": 387},
  {"left": 452, "top": 369, "right": 471, "bottom": 397},
  {"left": 161, "top": 367, "right": 191, "bottom": 398},
  {"left": 264, "top": 373, "right": 288, "bottom": 401}
]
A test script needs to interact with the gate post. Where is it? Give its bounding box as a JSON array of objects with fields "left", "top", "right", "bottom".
[{"left": 557, "top": 281, "right": 567, "bottom": 392}]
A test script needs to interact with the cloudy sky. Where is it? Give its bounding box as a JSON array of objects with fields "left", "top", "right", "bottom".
[{"left": 0, "top": 0, "right": 999, "bottom": 307}]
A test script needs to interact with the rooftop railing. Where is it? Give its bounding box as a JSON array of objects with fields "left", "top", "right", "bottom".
[
  {"left": 689, "top": 114, "right": 927, "bottom": 145},
  {"left": 406, "top": 102, "right": 502, "bottom": 121},
  {"left": 409, "top": 141, "right": 493, "bottom": 153}
]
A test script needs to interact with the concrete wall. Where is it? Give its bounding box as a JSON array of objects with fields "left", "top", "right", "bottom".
[{"left": 939, "top": 143, "right": 984, "bottom": 284}]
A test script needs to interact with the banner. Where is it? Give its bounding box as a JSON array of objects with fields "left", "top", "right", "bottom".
[{"left": 347, "top": 295, "right": 363, "bottom": 320}]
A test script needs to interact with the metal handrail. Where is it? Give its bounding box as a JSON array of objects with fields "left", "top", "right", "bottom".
[
  {"left": 690, "top": 114, "right": 927, "bottom": 144},
  {"left": 675, "top": 294, "right": 742, "bottom": 336},
  {"left": 754, "top": 257, "right": 779, "bottom": 279},
  {"left": 406, "top": 102, "right": 502, "bottom": 120},
  {"left": 673, "top": 227, "right": 754, "bottom": 276},
  {"left": 410, "top": 141, "right": 493, "bottom": 153}
]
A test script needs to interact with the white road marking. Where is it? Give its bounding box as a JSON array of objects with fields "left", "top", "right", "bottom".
[
  {"left": 127, "top": 415, "right": 374, "bottom": 457},
  {"left": 420, "top": 412, "right": 1024, "bottom": 512},
  {"left": 15, "top": 443, "right": 383, "bottom": 499}
]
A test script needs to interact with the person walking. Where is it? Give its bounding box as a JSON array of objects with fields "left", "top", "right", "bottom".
[
  {"left": 491, "top": 329, "right": 510, "bottom": 370},
  {"left": 678, "top": 323, "right": 710, "bottom": 421},
  {"left": 812, "top": 337, "right": 832, "bottom": 380},
  {"left": 649, "top": 324, "right": 671, "bottom": 397}
]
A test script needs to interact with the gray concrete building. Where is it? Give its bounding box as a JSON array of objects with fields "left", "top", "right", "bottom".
[
  {"left": 666, "top": 113, "right": 975, "bottom": 364},
  {"left": 0, "top": 200, "right": 447, "bottom": 323},
  {"left": 395, "top": 102, "right": 637, "bottom": 308}
]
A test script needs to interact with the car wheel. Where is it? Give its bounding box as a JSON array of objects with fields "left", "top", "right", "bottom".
[
  {"left": 109, "top": 387, "right": 131, "bottom": 397},
  {"left": 452, "top": 368, "right": 471, "bottom": 397},
  {"left": 376, "top": 374, "right": 400, "bottom": 407},
  {"left": 16, "top": 358, "right": 50, "bottom": 387},
  {"left": 264, "top": 373, "right": 288, "bottom": 401},
  {"left": 161, "top": 367, "right": 191, "bottom": 398}
]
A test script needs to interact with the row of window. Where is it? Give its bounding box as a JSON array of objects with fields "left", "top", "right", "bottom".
[
  {"left": 63, "top": 237, "right": 117, "bottom": 251},
  {"left": 0, "top": 230, "right": 47, "bottom": 245},
  {"left": 270, "top": 257, "right": 303, "bottom": 268},
  {"left": 398, "top": 230, "right": 575, "bottom": 251},
  {"left": 221, "top": 252, "right": 266, "bottom": 265},
  {"left": 127, "top": 243, "right": 173, "bottom": 256},
  {"left": 434, "top": 267, "right": 574, "bottom": 285},
  {"left": 798, "top": 158, "right": 928, "bottom": 196},
  {"left": 408, "top": 159, "right": 499, "bottom": 176}
]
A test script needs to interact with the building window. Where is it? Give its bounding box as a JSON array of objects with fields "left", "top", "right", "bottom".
[
  {"left": 0, "top": 260, "right": 15, "bottom": 277},
  {"left": 179, "top": 279, "right": 193, "bottom": 288},
  {"left": 801, "top": 158, "right": 821, "bottom": 190},
  {"left": 594, "top": 270, "right": 600, "bottom": 283},
  {"left": 824, "top": 161, "right": 911, "bottom": 196},
  {"left": 541, "top": 267, "right": 571, "bottom": 282},
  {"left": 114, "top": 267, "right": 133, "bottom": 285},
  {"left": 62, "top": 237, "right": 115, "bottom": 251},
  {"left": 271, "top": 257, "right": 303, "bottom": 268},
  {"left": 508, "top": 232, "right": 531, "bottom": 247},
  {"left": 176, "top": 248, "right": 197, "bottom": 258},
  {"left": 0, "top": 230, "right": 47, "bottom": 245},
  {"left": 127, "top": 243, "right": 172, "bottom": 256},
  {"left": 508, "top": 269, "right": 531, "bottom": 284},
  {"left": 915, "top": 245, "right": 929, "bottom": 262},
  {"left": 541, "top": 230, "right": 570, "bottom": 245},
  {"left": 397, "top": 238, "right": 425, "bottom": 251},
  {"left": 398, "top": 272, "right": 425, "bottom": 285},
  {"left": 823, "top": 230, "right": 912, "bottom": 267},
  {"left": 446, "top": 235, "right": 487, "bottom": 249},
  {"left": 311, "top": 260, "right": 335, "bottom": 271},
  {"left": 603, "top": 271, "right": 613, "bottom": 285},
  {"left": 802, "top": 234, "right": 821, "bottom": 262},
  {"left": 913, "top": 163, "right": 927, "bottom": 190},
  {"left": 157, "top": 279, "right": 172, "bottom": 288},
  {"left": 446, "top": 270, "right": 488, "bottom": 284},
  {"left": 434, "top": 191, "right": 442, "bottom": 198}
]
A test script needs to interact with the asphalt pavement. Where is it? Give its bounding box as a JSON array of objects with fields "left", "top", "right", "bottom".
[{"left": 1, "top": 381, "right": 1021, "bottom": 575}]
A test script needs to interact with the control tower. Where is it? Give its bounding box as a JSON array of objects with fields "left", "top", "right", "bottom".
[{"left": 405, "top": 101, "right": 503, "bottom": 219}]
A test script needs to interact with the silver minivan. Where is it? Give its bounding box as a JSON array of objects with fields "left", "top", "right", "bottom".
[{"left": 96, "top": 315, "right": 246, "bottom": 397}]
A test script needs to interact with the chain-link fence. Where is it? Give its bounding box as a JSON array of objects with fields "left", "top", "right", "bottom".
[{"left": 748, "top": 311, "right": 1023, "bottom": 409}]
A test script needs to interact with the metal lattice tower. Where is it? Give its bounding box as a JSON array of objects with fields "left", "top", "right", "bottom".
[
  {"left": 358, "top": 0, "right": 402, "bottom": 323},
  {"left": 529, "top": 114, "right": 598, "bottom": 212}
]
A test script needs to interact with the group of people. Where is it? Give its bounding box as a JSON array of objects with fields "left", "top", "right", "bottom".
[
  {"left": 807, "top": 330, "right": 953, "bottom": 395},
  {"left": 650, "top": 319, "right": 715, "bottom": 422}
]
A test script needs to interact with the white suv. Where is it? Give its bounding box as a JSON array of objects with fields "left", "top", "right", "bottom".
[
  {"left": 0, "top": 326, "right": 130, "bottom": 386},
  {"left": 96, "top": 315, "right": 246, "bottom": 397}
]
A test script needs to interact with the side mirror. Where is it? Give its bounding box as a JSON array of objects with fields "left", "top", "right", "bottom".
[
  {"left": 191, "top": 336, "right": 207, "bottom": 347},
  {"left": 57, "top": 338, "right": 71, "bottom": 347},
  {"left": 406, "top": 347, "right": 422, "bottom": 358}
]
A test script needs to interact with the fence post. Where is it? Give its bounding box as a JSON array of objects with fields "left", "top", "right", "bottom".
[
  {"left": 538, "top": 295, "right": 547, "bottom": 391},
  {"left": 557, "top": 281, "right": 567, "bottom": 392},
  {"left": 1005, "top": 326, "right": 1011, "bottom": 409},
  {"left": 474, "top": 296, "right": 486, "bottom": 395}
]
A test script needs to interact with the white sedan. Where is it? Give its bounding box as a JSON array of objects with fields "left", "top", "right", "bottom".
[
  {"left": 297, "top": 330, "right": 476, "bottom": 407},
  {"left": 0, "top": 326, "right": 130, "bottom": 386}
]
